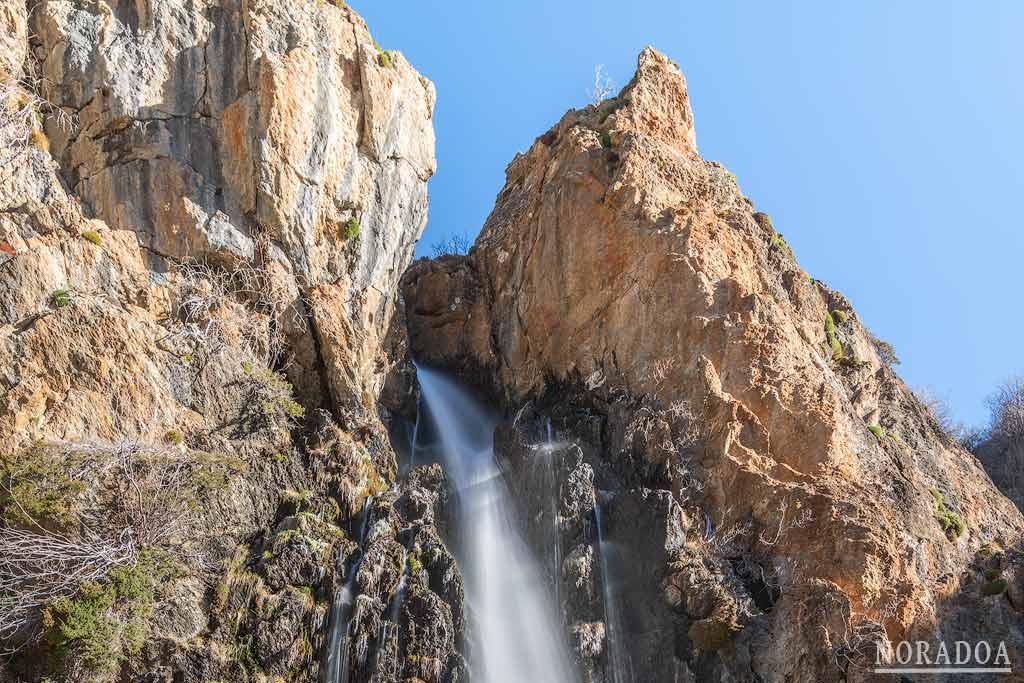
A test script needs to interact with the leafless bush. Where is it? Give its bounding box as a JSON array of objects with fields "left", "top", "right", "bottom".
[
  {"left": 0, "top": 521, "right": 135, "bottom": 640},
  {"left": 650, "top": 358, "right": 677, "bottom": 386},
  {"left": 0, "top": 441, "right": 234, "bottom": 643},
  {"left": 589, "top": 65, "right": 615, "bottom": 105},
  {"left": 0, "top": 68, "right": 76, "bottom": 168},
  {"left": 430, "top": 233, "right": 470, "bottom": 258},
  {"left": 913, "top": 386, "right": 975, "bottom": 448},
  {"left": 758, "top": 498, "right": 814, "bottom": 547},
  {"left": 702, "top": 507, "right": 752, "bottom": 553},
  {"left": 987, "top": 375, "right": 1024, "bottom": 442},
  {"left": 170, "top": 254, "right": 307, "bottom": 367},
  {"left": 584, "top": 368, "right": 605, "bottom": 391},
  {"left": 623, "top": 406, "right": 658, "bottom": 447},
  {"left": 107, "top": 442, "right": 193, "bottom": 547},
  {"left": 833, "top": 619, "right": 888, "bottom": 675}
]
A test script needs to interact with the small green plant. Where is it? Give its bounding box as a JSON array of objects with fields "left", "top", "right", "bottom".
[
  {"left": 80, "top": 230, "right": 102, "bottom": 246},
  {"left": 163, "top": 429, "right": 184, "bottom": 446},
  {"left": 870, "top": 333, "right": 900, "bottom": 367},
  {"left": 50, "top": 288, "right": 72, "bottom": 309},
  {"left": 929, "top": 488, "right": 966, "bottom": 540},
  {"left": 242, "top": 364, "right": 305, "bottom": 425},
  {"left": 408, "top": 548, "right": 423, "bottom": 575},
  {"left": 770, "top": 233, "right": 793, "bottom": 257},
  {"left": 0, "top": 446, "right": 86, "bottom": 529},
  {"left": 832, "top": 309, "right": 849, "bottom": 324},
  {"left": 868, "top": 424, "right": 886, "bottom": 440},
  {"left": 984, "top": 567, "right": 1002, "bottom": 581},
  {"left": 281, "top": 489, "right": 314, "bottom": 505},
  {"left": 824, "top": 312, "right": 843, "bottom": 360},
  {"left": 40, "top": 550, "right": 178, "bottom": 676},
  {"left": 373, "top": 41, "right": 395, "bottom": 68},
  {"left": 981, "top": 578, "right": 1008, "bottom": 596},
  {"left": 599, "top": 131, "right": 612, "bottom": 148},
  {"left": 343, "top": 217, "right": 360, "bottom": 240}
]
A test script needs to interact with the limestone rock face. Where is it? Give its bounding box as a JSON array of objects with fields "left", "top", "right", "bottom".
[
  {"left": 4, "top": 0, "right": 435, "bottom": 451},
  {"left": 1, "top": 2, "right": 445, "bottom": 681},
  {"left": 402, "top": 47, "right": 1024, "bottom": 680},
  {"left": 28, "top": 0, "right": 435, "bottom": 425},
  {"left": 977, "top": 437, "right": 1024, "bottom": 514}
]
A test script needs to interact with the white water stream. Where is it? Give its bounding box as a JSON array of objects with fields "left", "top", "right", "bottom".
[{"left": 416, "top": 366, "right": 576, "bottom": 683}]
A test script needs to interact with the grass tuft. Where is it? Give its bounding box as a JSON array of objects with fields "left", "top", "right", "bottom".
[
  {"left": 824, "top": 312, "right": 843, "bottom": 360},
  {"left": 162, "top": 430, "right": 184, "bottom": 446},
  {"left": 50, "top": 288, "right": 72, "bottom": 309},
  {"left": 344, "top": 217, "right": 360, "bottom": 240},
  {"left": 929, "top": 488, "right": 966, "bottom": 540},
  {"left": 29, "top": 128, "right": 50, "bottom": 153}
]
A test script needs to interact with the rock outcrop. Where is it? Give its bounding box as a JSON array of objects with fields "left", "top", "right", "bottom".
[
  {"left": 977, "top": 437, "right": 1024, "bottom": 515},
  {"left": 1, "top": 1, "right": 452, "bottom": 681},
  {"left": 402, "top": 48, "right": 1024, "bottom": 681}
]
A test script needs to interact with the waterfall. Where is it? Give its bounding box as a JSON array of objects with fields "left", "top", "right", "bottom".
[
  {"left": 372, "top": 550, "right": 409, "bottom": 676},
  {"left": 324, "top": 496, "right": 374, "bottom": 683},
  {"left": 541, "top": 418, "right": 562, "bottom": 611},
  {"left": 416, "top": 366, "right": 576, "bottom": 683},
  {"left": 594, "top": 502, "right": 632, "bottom": 683},
  {"left": 409, "top": 409, "right": 421, "bottom": 469}
]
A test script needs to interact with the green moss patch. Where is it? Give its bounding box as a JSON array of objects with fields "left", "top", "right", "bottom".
[
  {"left": 825, "top": 311, "right": 843, "bottom": 360},
  {"left": 929, "top": 488, "right": 966, "bottom": 540}
]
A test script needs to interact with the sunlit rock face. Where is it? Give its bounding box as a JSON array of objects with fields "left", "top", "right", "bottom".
[
  {"left": 26, "top": 0, "right": 434, "bottom": 427},
  {"left": 1, "top": 2, "right": 445, "bottom": 681},
  {"left": 402, "top": 47, "right": 1024, "bottom": 681}
]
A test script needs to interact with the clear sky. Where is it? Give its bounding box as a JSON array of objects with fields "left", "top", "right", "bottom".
[{"left": 352, "top": 0, "right": 1024, "bottom": 427}]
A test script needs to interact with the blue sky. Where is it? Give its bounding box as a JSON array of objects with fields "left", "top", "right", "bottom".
[{"left": 353, "top": 1, "right": 1024, "bottom": 427}]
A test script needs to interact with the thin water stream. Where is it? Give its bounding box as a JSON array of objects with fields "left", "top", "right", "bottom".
[{"left": 324, "top": 496, "right": 374, "bottom": 683}]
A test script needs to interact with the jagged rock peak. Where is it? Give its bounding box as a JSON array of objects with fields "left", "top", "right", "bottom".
[
  {"left": 614, "top": 46, "right": 698, "bottom": 155},
  {"left": 402, "top": 45, "right": 1024, "bottom": 681}
]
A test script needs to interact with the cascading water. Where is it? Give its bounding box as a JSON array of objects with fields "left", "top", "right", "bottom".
[
  {"left": 594, "top": 502, "right": 632, "bottom": 683},
  {"left": 416, "top": 366, "right": 576, "bottom": 683},
  {"left": 539, "top": 418, "right": 563, "bottom": 610},
  {"left": 324, "top": 496, "right": 374, "bottom": 683},
  {"left": 372, "top": 550, "right": 408, "bottom": 675}
]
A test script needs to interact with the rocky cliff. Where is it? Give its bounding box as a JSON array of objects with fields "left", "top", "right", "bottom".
[
  {"left": 4, "top": 4, "right": 1023, "bottom": 680},
  {"left": 401, "top": 48, "right": 1024, "bottom": 681},
  {"left": 1, "top": 1, "right": 465, "bottom": 681}
]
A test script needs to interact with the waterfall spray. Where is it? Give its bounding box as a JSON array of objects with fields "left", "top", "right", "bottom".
[{"left": 416, "top": 366, "right": 576, "bottom": 683}]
